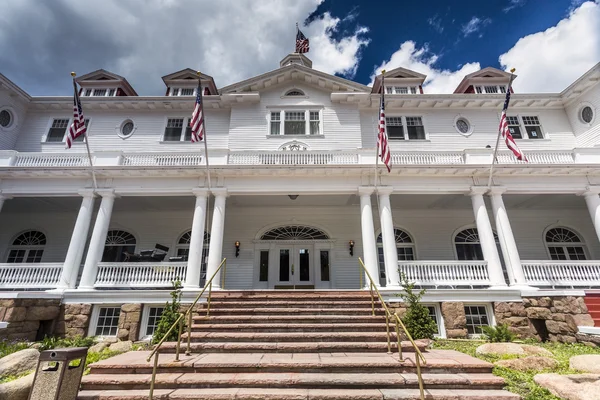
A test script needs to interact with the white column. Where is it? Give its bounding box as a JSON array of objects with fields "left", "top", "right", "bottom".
[
  {"left": 359, "top": 187, "right": 379, "bottom": 288},
  {"left": 78, "top": 190, "right": 116, "bottom": 289},
  {"left": 184, "top": 189, "right": 208, "bottom": 289},
  {"left": 205, "top": 188, "right": 227, "bottom": 289},
  {"left": 470, "top": 187, "right": 506, "bottom": 287},
  {"left": 378, "top": 187, "right": 400, "bottom": 287},
  {"left": 584, "top": 187, "right": 600, "bottom": 244},
  {"left": 57, "top": 191, "right": 96, "bottom": 289},
  {"left": 489, "top": 187, "right": 528, "bottom": 287}
]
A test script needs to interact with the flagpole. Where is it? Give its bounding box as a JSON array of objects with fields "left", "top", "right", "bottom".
[
  {"left": 486, "top": 68, "right": 516, "bottom": 189},
  {"left": 374, "top": 70, "right": 386, "bottom": 188},
  {"left": 71, "top": 72, "right": 97, "bottom": 191},
  {"left": 197, "top": 71, "right": 212, "bottom": 190}
]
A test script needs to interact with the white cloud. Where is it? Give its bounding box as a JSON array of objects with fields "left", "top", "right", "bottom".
[
  {"left": 0, "top": 0, "right": 369, "bottom": 95},
  {"left": 369, "top": 41, "right": 481, "bottom": 94},
  {"left": 503, "top": 0, "right": 526, "bottom": 13},
  {"left": 461, "top": 16, "right": 492, "bottom": 37},
  {"left": 427, "top": 14, "right": 444, "bottom": 33},
  {"left": 499, "top": 1, "right": 600, "bottom": 92}
]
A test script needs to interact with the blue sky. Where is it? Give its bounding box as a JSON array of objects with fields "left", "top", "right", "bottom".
[{"left": 0, "top": 0, "right": 597, "bottom": 95}]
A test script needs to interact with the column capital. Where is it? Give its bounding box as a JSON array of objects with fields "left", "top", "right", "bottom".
[
  {"left": 78, "top": 189, "right": 96, "bottom": 198},
  {"left": 583, "top": 186, "right": 600, "bottom": 197},
  {"left": 192, "top": 188, "right": 210, "bottom": 198},
  {"left": 488, "top": 186, "right": 507, "bottom": 196},
  {"left": 377, "top": 186, "right": 394, "bottom": 196},
  {"left": 469, "top": 186, "right": 488, "bottom": 196},
  {"left": 210, "top": 188, "right": 228, "bottom": 198},
  {"left": 357, "top": 186, "right": 375, "bottom": 197},
  {"left": 95, "top": 189, "right": 116, "bottom": 199}
]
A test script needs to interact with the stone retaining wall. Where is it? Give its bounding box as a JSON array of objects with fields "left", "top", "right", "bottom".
[
  {"left": 117, "top": 304, "right": 142, "bottom": 341},
  {"left": 0, "top": 298, "right": 61, "bottom": 341},
  {"left": 54, "top": 304, "right": 93, "bottom": 338}
]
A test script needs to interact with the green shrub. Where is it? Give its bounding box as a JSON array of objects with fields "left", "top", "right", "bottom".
[
  {"left": 398, "top": 273, "right": 437, "bottom": 340},
  {"left": 38, "top": 335, "right": 95, "bottom": 351},
  {"left": 0, "top": 339, "right": 29, "bottom": 359},
  {"left": 482, "top": 324, "right": 516, "bottom": 343},
  {"left": 152, "top": 280, "right": 183, "bottom": 344}
]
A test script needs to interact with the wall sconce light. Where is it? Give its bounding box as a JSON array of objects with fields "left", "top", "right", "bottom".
[
  {"left": 349, "top": 240, "right": 354, "bottom": 256},
  {"left": 235, "top": 241, "right": 240, "bottom": 257}
]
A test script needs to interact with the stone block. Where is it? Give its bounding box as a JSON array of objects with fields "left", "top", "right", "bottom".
[
  {"left": 553, "top": 313, "right": 566, "bottom": 322},
  {"left": 67, "top": 314, "right": 90, "bottom": 329},
  {"left": 526, "top": 307, "right": 552, "bottom": 320},
  {"left": 445, "top": 328, "right": 468, "bottom": 338},
  {"left": 538, "top": 297, "right": 552, "bottom": 308},
  {"left": 504, "top": 316, "right": 529, "bottom": 327},
  {"left": 441, "top": 302, "right": 466, "bottom": 329},
  {"left": 125, "top": 311, "right": 141, "bottom": 323},
  {"left": 26, "top": 306, "right": 60, "bottom": 321},
  {"left": 128, "top": 324, "right": 140, "bottom": 341},
  {"left": 121, "top": 304, "right": 141, "bottom": 313},
  {"left": 546, "top": 320, "right": 573, "bottom": 335},
  {"left": 0, "top": 307, "right": 6, "bottom": 321},
  {"left": 65, "top": 327, "right": 87, "bottom": 338},
  {"left": 509, "top": 326, "right": 537, "bottom": 339},
  {"left": 509, "top": 303, "right": 527, "bottom": 317},
  {"left": 21, "top": 320, "right": 40, "bottom": 333},
  {"left": 0, "top": 299, "right": 16, "bottom": 308},
  {"left": 117, "top": 328, "right": 130, "bottom": 340},
  {"left": 5, "top": 307, "right": 27, "bottom": 322},
  {"left": 494, "top": 302, "right": 510, "bottom": 313},
  {"left": 566, "top": 314, "right": 595, "bottom": 332}
]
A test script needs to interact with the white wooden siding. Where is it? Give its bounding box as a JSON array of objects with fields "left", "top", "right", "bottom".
[
  {"left": 0, "top": 90, "right": 28, "bottom": 151},
  {"left": 567, "top": 86, "right": 600, "bottom": 147}
]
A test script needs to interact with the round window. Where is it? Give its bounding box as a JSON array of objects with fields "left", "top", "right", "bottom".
[
  {"left": 120, "top": 120, "right": 135, "bottom": 138},
  {"left": 581, "top": 106, "right": 594, "bottom": 124},
  {"left": 456, "top": 118, "right": 470, "bottom": 134},
  {"left": 0, "top": 110, "right": 12, "bottom": 128}
]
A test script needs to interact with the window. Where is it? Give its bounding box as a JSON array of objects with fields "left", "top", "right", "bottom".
[
  {"left": 385, "top": 86, "right": 418, "bottom": 94},
  {"left": 259, "top": 250, "right": 269, "bottom": 281},
  {"left": 386, "top": 117, "right": 404, "bottom": 140},
  {"left": 396, "top": 86, "right": 408, "bottom": 94},
  {"left": 377, "top": 229, "right": 415, "bottom": 280},
  {"left": 46, "top": 118, "right": 70, "bottom": 142},
  {"left": 144, "top": 307, "right": 164, "bottom": 337},
  {"left": 545, "top": 227, "right": 587, "bottom": 260},
  {"left": 406, "top": 117, "right": 425, "bottom": 140},
  {"left": 84, "top": 89, "right": 92, "bottom": 96},
  {"left": 169, "top": 87, "right": 197, "bottom": 96},
  {"left": 426, "top": 305, "right": 441, "bottom": 336},
  {"left": 581, "top": 106, "right": 594, "bottom": 124},
  {"left": 0, "top": 110, "right": 12, "bottom": 128},
  {"left": 285, "top": 111, "right": 305, "bottom": 135},
  {"left": 171, "top": 88, "right": 180, "bottom": 96},
  {"left": 475, "top": 85, "right": 506, "bottom": 94},
  {"left": 410, "top": 87, "right": 417, "bottom": 94},
  {"left": 119, "top": 120, "right": 135, "bottom": 139},
  {"left": 6, "top": 230, "right": 46, "bottom": 263},
  {"left": 475, "top": 86, "right": 483, "bottom": 94},
  {"left": 163, "top": 118, "right": 191, "bottom": 142},
  {"left": 270, "top": 112, "right": 281, "bottom": 135},
  {"left": 102, "top": 230, "right": 136, "bottom": 262},
  {"left": 506, "top": 116, "right": 522, "bottom": 139},
  {"left": 108, "top": 89, "right": 116, "bottom": 97},
  {"left": 499, "top": 86, "right": 507, "bottom": 94},
  {"left": 464, "top": 305, "right": 490, "bottom": 335},
  {"left": 176, "top": 230, "right": 210, "bottom": 282},
  {"left": 285, "top": 89, "right": 304, "bottom": 96},
  {"left": 309, "top": 111, "right": 320, "bottom": 135},
  {"left": 455, "top": 228, "right": 484, "bottom": 260},
  {"left": 522, "top": 116, "right": 543, "bottom": 139},
  {"left": 180, "top": 88, "right": 194, "bottom": 96},
  {"left": 455, "top": 118, "right": 470, "bottom": 135},
  {"left": 320, "top": 250, "right": 330, "bottom": 281},
  {"left": 484, "top": 86, "right": 498, "bottom": 94},
  {"left": 94, "top": 89, "right": 107, "bottom": 97},
  {"left": 260, "top": 225, "right": 329, "bottom": 240},
  {"left": 94, "top": 307, "right": 121, "bottom": 336}
]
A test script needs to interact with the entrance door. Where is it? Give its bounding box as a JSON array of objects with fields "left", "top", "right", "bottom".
[{"left": 277, "top": 245, "right": 313, "bottom": 288}]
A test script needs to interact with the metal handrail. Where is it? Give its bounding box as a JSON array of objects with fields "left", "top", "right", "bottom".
[
  {"left": 147, "top": 258, "right": 227, "bottom": 399},
  {"left": 358, "top": 258, "right": 426, "bottom": 400}
]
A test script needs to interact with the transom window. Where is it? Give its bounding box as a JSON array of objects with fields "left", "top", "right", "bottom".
[
  {"left": 269, "top": 110, "right": 321, "bottom": 136},
  {"left": 385, "top": 86, "right": 418, "bottom": 94},
  {"left": 260, "top": 226, "right": 329, "bottom": 240},
  {"left": 163, "top": 118, "right": 192, "bottom": 142},
  {"left": 377, "top": 229, "right": 415, "bottom": 280},
  {"left": 454, "top": 228, "right": 500, "bottom": 261},
  {"left": 6, "top": 230, "right": 46, "bottom": 263},
  {"left": 102, "top": 230, "right": 136, "bottom": 262},
  {"left": 94, "top": 307, "right": 121, "bottom": 336},
  {"left": 385, "top": 116, "right": 426, "bottom": 140},
  {"left": 464, "top": 305, "right": 491, "bottom": 335},
  {"left": 46, "top": 118, "right": 89, "bottom": 143},
  {"left": 545, "top": 227, "right": 587, "bottom": 260},
  {"left": 285, "top": 89, "right": 305, "bottom": 96}
]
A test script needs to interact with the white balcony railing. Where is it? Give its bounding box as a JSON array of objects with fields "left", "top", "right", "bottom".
[
  {"left": 13, "top": 154, "right": 88, "bottom": 167},
  {"left": 523, "top": 260, "right": 600, "bottom": 288},
  {"left": 94, "top": 262, "right": 187, "bottom": 288},
  {"left": 0, "top": 263, "right": 63, "bottom": 289},
  {"left": 122, "top": 153, "right": 203, "bottom": 166},
  {"left": 497, "top": 151, "right": 575, "bottom": 164},
  {"left": 228, "top": 151, "right": 359, "bottom": 165},
  {"left": 398, "top": 261, "right": 490, "bottom": 288},
  {"left": 391, "top": 152, "right": 465, "bottom": 165}
]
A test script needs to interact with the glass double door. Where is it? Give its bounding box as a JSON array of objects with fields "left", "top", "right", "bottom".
[{"left": 277, "top": 245, "right": 313, "bottom": 286}]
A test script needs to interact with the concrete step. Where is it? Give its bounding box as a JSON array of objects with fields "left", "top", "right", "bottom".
[
  {"left": 181, "top": 332, "right": 401, "bottom": 342},
  {"left": 205, "top": 300, "right": 377, "bottom": 309},
  {"left": 204, "top": 307, "right": 386, "bottom": 315},
  {"left": 77, "top": 388, "right": 521, "bottom": 399},
  {"left": 81, "top": 372, "right": 505, "bottom": 390},
  {"left": 158, "top": 341, "right": 426, "bottom": 353},
  {"left": 190, "top": 323, "right": 389, "bottom": 332},
  {"left": 192, "top": 315, "right": 386, "bottom": 324}
]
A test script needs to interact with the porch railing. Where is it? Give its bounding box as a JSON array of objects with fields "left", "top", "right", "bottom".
[
  {"left": 0, "top": 263, "right": 63, "bottom": 289},
  {"left": 391, "top": 151, "right": 464, "bottom": 165},
  {"left": 522, "top": 260, "right": 600, "bottom": 288},
  {"left": 497, "top": 150, "right": 575, "bottom": 164},
  {"left": 94, "top": 262, "right": 187, "bottom": 288},
  {"left": 13, "top": 154, "right": 87, "bottom": 167},
  {"left": 228, "top": 151, "right": 358, "bottom": 165},
  {"left": 398, "top": 261, "right": 490, "bottom": 288},
  {"left": 122, "top": 152, "right": 202, "bottom": 166}
]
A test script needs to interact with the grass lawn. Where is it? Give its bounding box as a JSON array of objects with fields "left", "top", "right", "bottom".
[{"left": 433, "top": 339, "right": 600, "bottom": 400}]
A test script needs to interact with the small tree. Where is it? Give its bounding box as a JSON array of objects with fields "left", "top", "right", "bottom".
[
  {"left": 399, "top": 273, "right": 437, "bottom": 340},
  {"left": 481, "top": 324, "right": 515, "bottom": 342},
  {"left": 152, "top": 280, "right": 182, "bottom": 344}
]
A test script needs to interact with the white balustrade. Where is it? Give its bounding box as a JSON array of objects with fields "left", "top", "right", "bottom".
[
  {"left": 0, "top": 263, "right": 63, "bottom": 289},
  {"left": 522, "top": 260, "right": 600, "bottom": 288},
  {"left": 94, "top": 262, "right": 187, "bottom": 288},
  {"left": 497, "top": 151, "right": 575, "bottom": 164},
  {"left": 228, "top": 151, "right": 358, "bottom": 165},
  {"left": 14, "top": 154, "right": 87, "bottom": 167},
  {"left": 391, "top": 152, "right": 464, "bottom": 165},
  {"left": 121, "top": 153, "right": 202, "bottom": 166},
  {"left": 398, "top": 261, "right": 490, "bottom": 287}
]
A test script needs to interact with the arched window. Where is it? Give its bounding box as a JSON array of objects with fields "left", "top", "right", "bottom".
[
  {"left": 377, "top": 228, "right": 415, "bottom": 280},
  {"left": 175, "top": 230, "right": 210, "bottom": 259},
  {"left": 545, "top": 227, "right": 587, "bottom": 260},
  {"left": 285, "top": 89, "right": 305, "bottom": 96},
  {"left": 6, "top": 230, "right": 46, "bottom": 263},
  {"left": 260, "top": 225, "right": 329, "bottom": 240},
  {"left": 102, "top": 230, "right": 136, "bottom": 262},
  {"left": 454, "top": 228, "right": 500, "bottom": 260}
]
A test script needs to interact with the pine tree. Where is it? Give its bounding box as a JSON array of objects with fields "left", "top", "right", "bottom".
[
  {"left": 152, "top": 280, "right": 182, "bottom": 344},
  {"left": 399, "top": 273, "right": 437, "bottom": 340}
]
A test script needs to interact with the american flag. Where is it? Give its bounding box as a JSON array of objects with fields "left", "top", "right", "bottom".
[
  {"left": 65, "top": 80, "right": 86, "bottom": 149},
  {"left": 296, "top": 27, "right": 309, "bottom": 54},
  {"left": 378, "top": 77, "right": 391, "bottom": 172},
  {"left": 190, "top": 80, "right": 204, "bottom": 142},
  {"left": 499, "top": 89, "right": 526, "bottom": 161}
]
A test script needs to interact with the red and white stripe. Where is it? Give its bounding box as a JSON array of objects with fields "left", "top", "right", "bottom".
[
  {"left": 66, "top": 81, "right": 86, "bottom": 149},
  {"left": 378, "top": 93, "right": 391, "bottom": 172},
  {"left": 499, "top": 110, "right": 526, "bottom": 161},
  {"left": 190, "top": 83, "right": 204, "bottom": 142}
]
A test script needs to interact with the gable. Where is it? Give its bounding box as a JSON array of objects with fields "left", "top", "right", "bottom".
[
  {"left": 161, "top": 68, "right": 218, "bottom": 95},
  {"left": 76, "top": 69, "right": 126, "bottom": 82},
  {"left": 371, "top": 67, "right": 427, "bottom": 94}
]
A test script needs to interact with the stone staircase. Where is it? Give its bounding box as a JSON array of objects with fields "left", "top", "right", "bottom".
[
  {"left": 78, "top": 291, "right": 519, "bottom": 399},
  {"left": 584, "top": 293, "right": 600, "bottom": 327}
]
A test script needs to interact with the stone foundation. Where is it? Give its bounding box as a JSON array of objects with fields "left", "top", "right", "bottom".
[
  {"left": 0, "top": 298, "right": 61, "bottom": 341},
  {"left": 118, "top": 304, "right": 142, "bottom": 341},
  {"left": 55, "top": 303, "right": 93, "bottom": 338}
]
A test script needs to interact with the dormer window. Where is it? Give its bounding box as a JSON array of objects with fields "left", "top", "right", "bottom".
[
  {"left": 169, "top": 87, "right": 197, "bottom": 96},
  {"left": 82, "top": 88, "right": 118, "bottom": 97},
  {"left": 474, "top": 85, "right": 507, "bottom": 94},
  {"left": 285, "top": 89, "right": 305, "bottom": 96},
  {"left": 385, "top": 86, "right": 418, "bottom": 94}
]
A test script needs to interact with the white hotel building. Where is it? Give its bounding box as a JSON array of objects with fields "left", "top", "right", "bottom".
[{"left": 0, "top": 54, "right": 600, "bottom": 342}]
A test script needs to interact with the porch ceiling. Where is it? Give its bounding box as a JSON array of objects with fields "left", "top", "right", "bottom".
[{"left": 229, "top": 194, "right": 358, "bottom": 207}]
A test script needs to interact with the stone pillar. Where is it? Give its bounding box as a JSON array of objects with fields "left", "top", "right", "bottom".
[
  {"left": 358, "top": 187, "right": 379, "bottom": 288},
  {"left": 205, "top": 188, "right": 227, "bottom": 289},
  {"left": 470, "top": 187, "right": 506, "bottom": 287},
  {"left": 378, "top": 187, "right": 400, "bottom": 287},
  {"left": 489, "top": 187, "right": 528, "bottom": 287},
  {"left": 584, "top": 187, "right": 600, "bottom": 244},
  {"left": 184, "top": 189, "right": 208, "bottom": 289},
  {"left": 78, "top": 190, "right": 116, "bottom": 289},
  {"left": 57, "top": 191, "right": 96, "bottom": 289}
]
